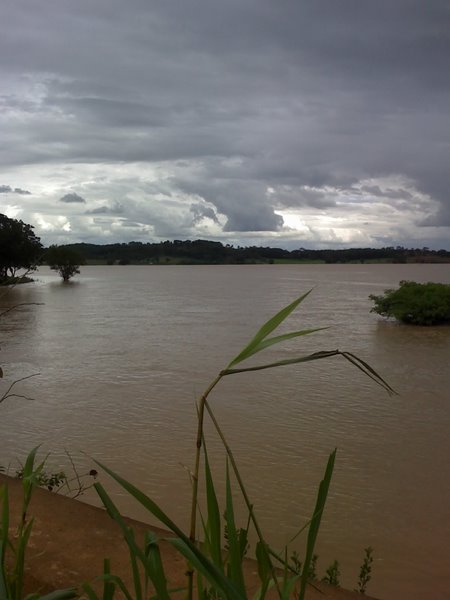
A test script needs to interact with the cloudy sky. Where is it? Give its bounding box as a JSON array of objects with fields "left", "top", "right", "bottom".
[{"left": 1, "top": 1, "right": 449, "bottom": 249}]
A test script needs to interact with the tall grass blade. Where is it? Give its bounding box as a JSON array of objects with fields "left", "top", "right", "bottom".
[
  {"left": 14, "top": 517, "right": 34, "bottom": 600},
  {"left": 0, "top": 540, "right": 7, "bottom": 600},
  {"left": 22, "top": 446, "right": 39, "bottom": 479},
  {"left": 37, "top": 590, "right": 79, "bottom": 600},
  {"left": 341, "top": 352, "right": 396, "bottom": 395},
  {"left": 102, "top": 558, "right": 115, "bottom": 600},
  {"left": 223, "top": 350, "right": 341, "bottom": 375},
  {"left": 0, "top": 485, "right": 9, "bottom": 600},
  {"left": 224, "top": 349, "right": 394, "bottom": 395},
  {"left": 227, "top": 291, "right": 313, "bottom": 367},
  {"left": 127, "top": 528, "right": 143, "bottom": 600},
  {"left": 224, "top": 461, "right": 246, "bottom": 596},
  {"left": 255, "top": 541, "right": 271, "bottom": 599},
  {"left": 84, "top": 575, "right": 134, "bottom": 600},
  {"left": 93, "top": 484, "right": 149, "bottom": 600},
  {"left": 204, "top": 446, "right": 223, "bottom": 569},
  {"left": 299, "top": 449, "right": 336, "bottom": 600},
  {"left": 95, "top": 466, "right": 243, "bottom": 600},
  {"left": 204, "top": 400, "right": 281, "bottom": 597},
  {"left": 229, "top": 328, "right": 328, "bottom": 368},
  {"left": 144, "top": 532, "right": 171, "bottom": 600},
  {"left": 81, "top": 582, "right": 100, "bottom": 600},
  {"left": 169, "top": 538, "right": 244, "bottom": 600}
]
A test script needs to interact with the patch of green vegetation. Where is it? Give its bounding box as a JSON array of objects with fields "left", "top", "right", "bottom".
[
  {"left": 370, "top": 280, "right": 450, "bottom": 325},
  {"left": 0, "top": 214, "right": 42, "bottom": 283},
  {"left": 0, "top": 448, "right": 78, "bottom": 600},
  {"left": 45, "top": 245, "right": 86, "bottom": 281}
]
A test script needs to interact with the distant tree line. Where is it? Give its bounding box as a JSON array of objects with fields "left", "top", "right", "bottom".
[
  {"left": 1, "top": 212, "right": 449, "bottom": 285},
  {"left": 61, "top": 240, "right": 450, "bottom": 265}
]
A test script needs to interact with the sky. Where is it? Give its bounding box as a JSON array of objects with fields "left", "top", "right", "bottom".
[{"left": 1, "top": 0, "right": 449, "bottom": 250}]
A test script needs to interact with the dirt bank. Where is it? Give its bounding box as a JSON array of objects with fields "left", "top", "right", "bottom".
[{"left": 1, "top": 474, "right": 377, "bottom": 599}]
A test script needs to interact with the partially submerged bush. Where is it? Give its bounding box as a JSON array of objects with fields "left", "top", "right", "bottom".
[
  {"left": 45, "top": 245, "right": 85, "bottom": 281},
  {"left": 369, "top": 280, "right": 450, "bottom": 326}
]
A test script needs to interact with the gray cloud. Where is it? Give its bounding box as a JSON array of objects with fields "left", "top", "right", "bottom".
[
  {"left": 0, "top": 0, "right": 449, "bottom": 247},
  {"left": 85, "top": 201, "right": 124, "bottom": 215},
  {"left": 0, "top": 185, "right": 31, "bottom": 195},
  {"left": 190, "top": 203, "right": 219, "bottom": 225},
  {"left": 60, "top": 193, "right": 86, "bottom": 204}
]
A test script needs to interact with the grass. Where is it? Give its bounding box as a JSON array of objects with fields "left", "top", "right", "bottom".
[{"left": 0, "top": 448, "right": 77, "bottom": 600}]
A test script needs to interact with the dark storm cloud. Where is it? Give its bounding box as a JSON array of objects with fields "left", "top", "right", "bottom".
[
  {"left": 1, "top": 0, "right": 449, "bottom": 243},
  {"left": 173, "top": 175, "right": 283, "bottom": 231},
  {"left": 0, "top": 185, "right": 31, "bottom": 195},
  {"left": 60, "top": 193, "right": 86, "bottom": 204}
]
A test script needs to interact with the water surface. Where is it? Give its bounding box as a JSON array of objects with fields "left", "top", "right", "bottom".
[{"left": 1, "top": 264, "right": 449, "bottom": 599}]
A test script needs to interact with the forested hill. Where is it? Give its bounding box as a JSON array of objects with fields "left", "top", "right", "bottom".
[{"left": 58, "top": 240, "right": 450, "bottom": 265}]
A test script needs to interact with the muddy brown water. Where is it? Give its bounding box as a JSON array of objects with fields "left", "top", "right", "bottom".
[{"left": 1, "top": 264, "right": 449, "bottom": 600}]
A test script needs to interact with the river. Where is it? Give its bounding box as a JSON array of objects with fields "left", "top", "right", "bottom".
[{"left": 1, "top": 264, "right": 449, "bottom": 599}]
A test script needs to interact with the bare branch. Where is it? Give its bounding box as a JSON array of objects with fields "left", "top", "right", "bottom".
[
  {"left": 0, "top": 373, "right": 40, "bottom": 404},
  {"left": 0, "top": 303, "right": 44, "bottom": 319}
]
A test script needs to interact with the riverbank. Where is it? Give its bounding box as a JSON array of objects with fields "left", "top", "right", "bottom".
[{"left": 1, "top": 474, "right": 378, "bottom": 599}]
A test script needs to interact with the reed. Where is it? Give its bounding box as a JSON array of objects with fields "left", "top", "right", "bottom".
[
  {"left": 92, "top": 290, "right": 393, "bottom": 599},
  {"left": 0, "top": 447, "right": 77, "bottom": 600}
]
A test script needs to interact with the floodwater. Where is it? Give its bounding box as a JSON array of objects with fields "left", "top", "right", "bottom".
[{"left": 1, "top": 264, "right": 449, "bottom": 599}]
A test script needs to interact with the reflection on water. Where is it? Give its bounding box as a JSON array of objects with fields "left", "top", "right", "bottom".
[{"left": 1, "top": 264, "right": 449, "bottom": 600}]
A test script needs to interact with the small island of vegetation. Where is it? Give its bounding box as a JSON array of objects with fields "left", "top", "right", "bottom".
[{"left": 370, "top": 281, "right": 450, "bottom": 326}]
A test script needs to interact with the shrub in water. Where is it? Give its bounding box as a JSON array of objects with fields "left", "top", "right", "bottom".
[{"left": 369, "top": 280, "right": 450, "bottom": 326}]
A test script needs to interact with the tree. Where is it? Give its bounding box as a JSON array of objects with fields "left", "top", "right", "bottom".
[
  {"left": 369, "top": 280, "right": 450, "bottom": 325},
  {"left": 45, "top": 245, "right": 86, "bottom": 281},
  {"left": 0, "top": 214, "right": 43, "bottom": 282}
]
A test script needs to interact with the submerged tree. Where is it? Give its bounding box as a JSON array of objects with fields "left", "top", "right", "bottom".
[
  {"left": 45, "top": 245, "right": 86, "bottom": 281},
  {"left": 370, "top": 280, "right": 450, "bottom": 325},
  {"left": 0, "top": 214, "right": 43, "bottom": 282}
]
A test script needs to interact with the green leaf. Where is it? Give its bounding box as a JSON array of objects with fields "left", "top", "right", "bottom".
[
  {"left": 94, "top": 464, "right": 244, "bottom": 600},
  {"left": 0, "top": 542, "right": 8, "bottom": 600},
  {"left": 299, "top": 449, "right": 336, "bottom": 600},
  {"left": 229, "top": 327, "right": 327, "bottom": 368},
  {"left": 38, "top": 589, "right": 79, "bottom": 600},
  {"left": 14, "top": 517, "right": 34, "bottom": 599},
  {"left": 0, "top": 485, "right": 9, "bottom": 563},
  {"left": 341, "top": 352, "right": 396, "bottom": 395},
  {"left": 94, "top": 484, "right": 147, "bottom": 600},
  {"left": 224, "top": 461, "right": 246, "bottom": 596},
  {"left": 169, "top": 538, "right": 244, "bottom": 600},
  {"left": 255, "top": 542, "right": 271, "bottom": 599},
  {"left": 144, "top": 532, "right": 171, "bottom": 600},
  {"left": 227, "top": 291, "right": 313, "bottom": 367},
  {"left": 91, "top": 575, "right": 134, "bottom": 600},
  {"left": 224, "top": 350, "right": 341, "bottom": 375},
  {"left": 81, "top": 582, "right": 100, "bottom": 600},
  {"left": 223, "top": 349, "right": 395, "bottom": 395},
  {"left": 204, "top": 447, "right": 222, "bottom": 569},
  {"left": 102, "top": 559, "right": 115, "bottom": 600}
]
